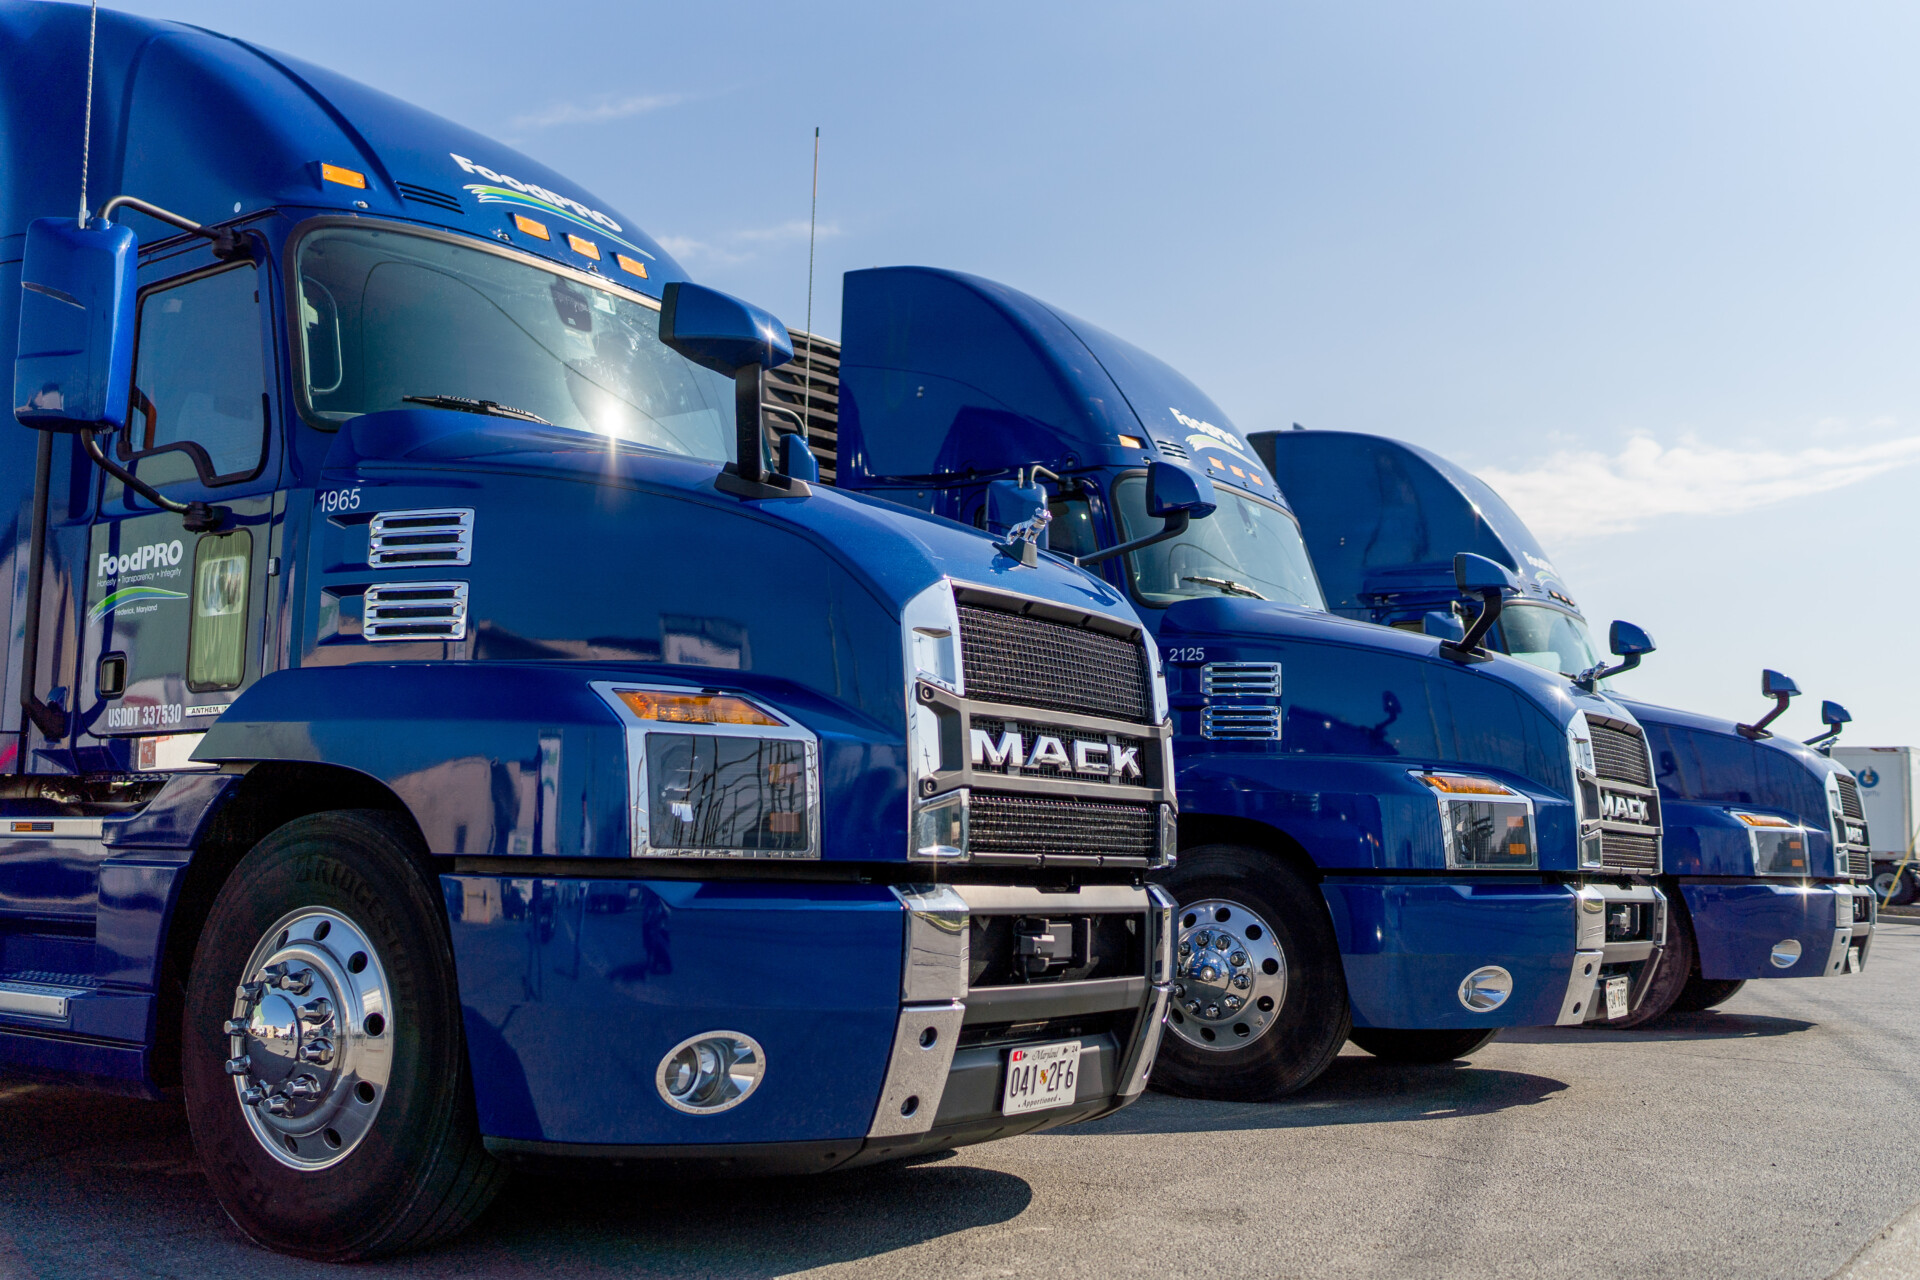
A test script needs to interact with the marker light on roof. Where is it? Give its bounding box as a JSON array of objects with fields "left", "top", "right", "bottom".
[
  {"left": 615, "top": 253, "right": 649, "bottom": 279},
  {"left": 320, "top": 163, "right": 367, "bottom": 189},
  {"left": 512, "top": 214, "right": 550, "bottom": 240},
  {"left": 566, "top": 234, "right": 601, "bottom": 260},
  {"left": 1117, "top": 434, "right": 1144, "bottom": 449}
]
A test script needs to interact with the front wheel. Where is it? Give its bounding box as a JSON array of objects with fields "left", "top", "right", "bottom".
[
  {"left": 183, "top": 810, "right": 504, "bottom": 1260},
  {"left": 1873, "top": 866, "right": 1916, "bottom": 906},
  {"left": 1150, "top": 845, "right": 1350, "bottom": 1102},
  {"left": 1672, "top": 977, "right": 1745, "bottom": 1012},
  {"left": 1349, "top": 1028, "right": 1499, "bottom": 1063}
]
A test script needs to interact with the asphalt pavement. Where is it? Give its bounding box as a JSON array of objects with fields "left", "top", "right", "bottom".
[{"left": 2, "top": 922, "right": 1918, "bottom": 1279}]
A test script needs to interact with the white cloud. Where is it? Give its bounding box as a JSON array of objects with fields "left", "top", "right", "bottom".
[
  {"left": 1478, "top": 429, "right": 1920, "bottom": 542},
  {"left": 654, "top": 221, "right": 840, "bottom": 267},
  {"left": 512, "top": 93, "right": 686, "bottom": 129}
]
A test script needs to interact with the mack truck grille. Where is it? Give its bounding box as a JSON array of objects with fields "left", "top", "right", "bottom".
[
  {"left": 969, "top": 717, "right": 1150, "bottom": 786},
  {"left": 1838, "top": 772, "right": 1865, "bottom": 820},
  {"left": 968, "top": 793, "right": 1159, "bottom": 863},
  {"left": 956, "top": 604, "right": 1151, "bottom": 722},
  {"left": 1586, "top": 717, "right": 1662, "bottom": 874}
]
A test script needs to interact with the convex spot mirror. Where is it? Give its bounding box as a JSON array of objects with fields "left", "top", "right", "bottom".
[
  {"left": 1821, "top": 700, "right": 1852, "bottom": 728},
  {"left": 1423, "top": 610, "right": 1465, "bottom": 643},
  {"left": 1762, "top": 669, "right": 1801, "bottom": 699},
  {"left": 658, "top": 281, "right": 793, "bottom": 375},
  {"left": 1146, "top": 460, "right": 1217, "bottom": 518},
  {"left": 14, "top": 218, "right": 138, "bottom": 433},
  {"left": 1609, "top": 620, "right": 1655, "bottom": 657},
  {"left": 986, "top": 477, "right": 1049, "bottom": 544},
  {"left": 1453, "top": 552, "right": 1521, "bottom": 597}
]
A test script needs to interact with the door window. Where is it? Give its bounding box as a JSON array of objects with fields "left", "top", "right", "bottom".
[{"left": 123, "top": 265, "right": 268, "bottom": 486}]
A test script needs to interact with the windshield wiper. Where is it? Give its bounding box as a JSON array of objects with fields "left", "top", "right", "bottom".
[
  {"left": 403, "top": 394, "right": 551, "bottom": 425},
  {"left": 1182, "top": 575, "right": 1267, "bottom": 600}
]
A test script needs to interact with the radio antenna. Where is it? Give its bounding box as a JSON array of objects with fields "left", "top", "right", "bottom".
[
  {"left": 78, "top": 0, "right": 99, "bottom": 225},
  {"left": 802, "top": 127, "right": 817, "bottom": 450}
]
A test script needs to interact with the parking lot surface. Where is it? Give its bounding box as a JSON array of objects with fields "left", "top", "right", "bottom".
[{"left": 0, "top": 921, "right": 1916, "bottom": 1279}]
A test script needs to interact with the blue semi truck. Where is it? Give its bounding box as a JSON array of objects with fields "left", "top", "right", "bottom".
[
  {"left": 1255, "top": 429, "right": 1874, "bottom": 1024},
  {"left": 0, "top": 4, "right": 1179, "bottom": 1258},
  {"left": 808, "top": 266, "right": 1671, "bottom": 1101}
]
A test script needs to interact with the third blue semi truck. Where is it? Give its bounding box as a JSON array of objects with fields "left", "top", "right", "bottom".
[
  {"left": 1256, "top": 429, "right": 1874, "bottom": 1024},
  {"left": 803, "top": 267, "right": 1672, "bottom": 1100}
]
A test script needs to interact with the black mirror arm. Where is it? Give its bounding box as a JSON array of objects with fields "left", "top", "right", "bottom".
[
  {"left": 1441, "top": 587, "right": 1507, "bottom": 661},
  {"left": 1805, "top": 725, "right": 1843, "bottom": 749},
  {"left": 81, "top": 429, "right": 228, "bottom": 532},
  {"left": 1573, "top": 651, "right": 1642, "bottom": 693},
  {"left": 1737, "top": 691, "right": 1793, "bottom": 740},
  {"left": 1076, "top": 510, "right": 1191, "bottom": 568},
  {"left": 19, "top": 432, "right": 67, "bottom": 741}
]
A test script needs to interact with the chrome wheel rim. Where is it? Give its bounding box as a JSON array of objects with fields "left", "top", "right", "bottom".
[
  {"left": 1166, "top": 898, "right": 1286, "bottom": 1052},
  {"left": 224, "top": 907, "right": 393, "bottom": 1170}
]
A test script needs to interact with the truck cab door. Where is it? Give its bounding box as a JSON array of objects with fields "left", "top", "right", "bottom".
[{"left": 81, "top": 250, "right": 281, "bottom": 769}]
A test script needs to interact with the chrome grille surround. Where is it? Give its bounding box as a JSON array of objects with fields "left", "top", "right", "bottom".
[
  {"left": 1573, "top": 712, "right": 1662, "bottom": 874},
  {"left": 1829, "top": 770, "right": 1871, "bottom": 879},
  {"left": 905, "top": 581, "right": 1174, "bottom": 868}
]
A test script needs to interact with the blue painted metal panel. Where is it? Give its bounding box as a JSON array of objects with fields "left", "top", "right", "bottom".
[
  {"left": 444, "top": 875, "right": 903, "bottom": 1145},
  {"left": 1325, "top": 879, "right": 1578, "bottom": 1028},
  {"left": 1683, "top": 882, "right": 1843, "bottom": 980}
]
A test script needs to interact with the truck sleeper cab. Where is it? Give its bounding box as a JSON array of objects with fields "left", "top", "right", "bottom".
[
  {"left": 1257, "top": 428, "right": 1871, "bottom": 1025},
  {"left": 806, "top": 266, "right": 1670, "bottom": 1102},
  {"left": 0, "top": 5, "right": 1172, "bottom": 1259}
]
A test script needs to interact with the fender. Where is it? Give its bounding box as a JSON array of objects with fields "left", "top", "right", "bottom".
[{"left": 1176, "top": 752, "right": 1577, "bottom": 873}]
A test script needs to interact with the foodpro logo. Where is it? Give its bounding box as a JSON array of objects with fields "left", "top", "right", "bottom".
[
  {"left": 98, "top": 540, "right": 184, "bottom": 580},
  {"left": 971, "top": 728, "right": 1142, "bottom": 780},
  {"left": 1599, "top": 791, "right": 1651, "bottom": 823},
  {"left": 449, "top": 154, "right": 654, "bottom": 259}
]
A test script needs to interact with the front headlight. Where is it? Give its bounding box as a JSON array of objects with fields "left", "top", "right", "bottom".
[
  {"left": 594, "top": 683, "right": 821, "bottom": 859},
  {"left": 1414, "top": 772, "right": 1538, "bottom": 870},
  {"left": 1733, "top": 811, "right": 1809, "bottom": 876}
]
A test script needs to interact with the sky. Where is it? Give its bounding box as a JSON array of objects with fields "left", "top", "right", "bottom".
[{"left": 107, "top": 0, "right": 1920, "bottom": 746}]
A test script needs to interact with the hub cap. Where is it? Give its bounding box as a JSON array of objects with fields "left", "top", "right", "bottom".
[
  {"left": 224, "top": 907, "right": 392, "bottom": 1170},
  {"left": 1167, "top": 899, "right": 1286, "bottom": 1052}
]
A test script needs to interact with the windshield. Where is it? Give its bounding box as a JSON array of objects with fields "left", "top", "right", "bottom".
[
  {"left": 1497, "top": 603, "right": 1601, "bottom": 678},
  {"left": 1113, "top": 476, "right": 1325, "bottom": 609},
  {"left": 295, "top": 227, "right": 737, "bottom": 460}
]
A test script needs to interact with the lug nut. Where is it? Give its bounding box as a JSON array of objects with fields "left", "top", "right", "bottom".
[
  {"left": 223, "top": 1018, "right": 250, "bottom": 1036},
  {"left": 263, "top": 1094, "right": 293, "bottom": 1116},
  {"left": 1205, "top": 1004, "right": 1220, "bottom": 1018},
  {"left": 1178, "top": 941, "right": 1192, "bottom": 957},
  {"left": 1192, "top": 931, "right": 1211, "bottom": 948},
  {"left": 1233, "top": 973, "right": 1251, "bottom": 989},
  {"left": 1231, "top": 951, "right": 1248, "bottom": 967},
  {"left": 265, "top": 963, "right": 313, "bottom": 995},
  {"left": 286, "top": 1075, "right": 323, "bottom": 1099},
  {"left": 223, "top": 1056, "right": 251, "bottom": 1076},
  {"left": 1172, "top": 982, "right": 1187, "bottom": 998},
  {"left": 240, "top": 1086, "right": 266, "bottom": 1106},
  {"left": 299, "top": 1038, "right": 335, "bottom": 1065},
  {"left": 1187, "top": 1001, "right": 1202, "bottom": 1014},
  {"left": 238, "top": 981, "right": 264, "bottom": 1002},
  {"left": 300, "top": 998, "right": 334, "bottom": 1024},
  {"left": 1224, "top": 995, "right": 1241, "bottom": 1011}
]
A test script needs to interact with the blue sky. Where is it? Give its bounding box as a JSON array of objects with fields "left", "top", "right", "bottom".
[{"left": 112, "top": 0, "right": 1920, "bottom": 745}]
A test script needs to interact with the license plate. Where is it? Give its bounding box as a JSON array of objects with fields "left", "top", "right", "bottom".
[
  {"left": 1001, "top": 1040, "right": 1082, "bottom": 1115},
  {"left": 1848, "top": 945, "right": 1861, "bottom": 973},
  {"left": 1604, "top": 975, "right": 1630, "bottom": 1020}
]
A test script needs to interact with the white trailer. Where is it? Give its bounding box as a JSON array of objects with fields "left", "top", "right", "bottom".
[{"left": 1833, "top": 746, "right": 1919, "bottom": 902}]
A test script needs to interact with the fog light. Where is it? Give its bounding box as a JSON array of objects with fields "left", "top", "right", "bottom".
[
  {"left": 1458, "top": 965, "right": 1514, "bottom": 1012},
  {"left": 1769, "top": 939, "right": 1803, "bottom": 969},
  {"left": 656, "top": 1032, "right": 765, "bottom": 1114}
]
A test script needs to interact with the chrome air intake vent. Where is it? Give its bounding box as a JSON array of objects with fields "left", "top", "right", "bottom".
[
  {"left": 1154, "top": 439, "right": 1190, "bottom": 461},
  {"left": 956, "top": 604, "right": 1151, "bottom": 722},
  {"left": 967, "top": 792, "right": 1158, "bottom": 864},
  {"left": 369, "top": 508, "right": 474, "bottom": 567},
  {"left": 364, "top": 581, "right": 468, "bottom": 641},
  {"left": 1202, "top": 662, "right": 1281, "bottom": 698},
  {"left": 1202, "top": 704, "right": 1281, "bottom": 740},
  {"left": 1850, "top": 847, "right": 1870, "bottom": 879},
  {"left": 1837, "top": 772, "right": 1865, "bottom": 820},
  {"left": 1590, "top": 721, "right": 1653, "bottom": 787},
  {"left": 1600, "top": 830, "right": 1661, "bottom": 871},
  {"left": 396, "top": 182, "right": 464, "bottom": 213}
]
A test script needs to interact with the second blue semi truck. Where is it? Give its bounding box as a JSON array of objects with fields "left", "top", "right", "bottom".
[
  {"left": 0, "top": 4, "right": 1178, "bottom": 1257},
  {"left": 812, "top": 267, "right": 1672, "bottom": 1100},
  {"left": 1256, "top": 429, "right": 1874, "bottom": 1024}
]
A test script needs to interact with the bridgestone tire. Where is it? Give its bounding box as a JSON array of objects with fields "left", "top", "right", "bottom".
[
  {"left": 1672, "top": 977, "right": 1746, "bottom": 1012},
  {"left": 183, "top": 810, "right": 505, "bottom": 1260},
  {"left": 1150, "top": 845, "right": 1350, "bottom": 1102},
  {"left": 1348, "top": 1027, "right": 1499, "bottom": 1063},
  {"left": 1592, "top": 892, "right": 1696, "bottom": 1031}
]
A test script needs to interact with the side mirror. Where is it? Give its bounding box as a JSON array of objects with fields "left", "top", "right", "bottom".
[
  {"left": 1422, "top": 610, "right": 1465, "bottom": 643},
  {"left": 780, "top": 431, "right": 820, "bottom": 484},
  {"left": 1610, "top": 620, "right": 1655, "bottom": 657},
  {"left": 1145, "top": 460, "right": 1217, "bottom": 519},
  {"left": 1740, "top": 668, "right": 1800, "bottom": 740},
  {"left": 986, "top": 477, "right": 1049, "bottom": 541},
  {"left": 14, "top": 218, "right": 138, "bottom": 433},
  {"left": 1822, "top": 700, "right": 1851, "bottom": 728},
  {"left": 659, "top": 281, "right": 797, "bottom": 496},
  {"left": 1444, "top": 553, "right": 1519, "bottom": 659}
]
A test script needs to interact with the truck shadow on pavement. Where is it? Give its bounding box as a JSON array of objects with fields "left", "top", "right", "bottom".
[
  {"left": 1503, "top": 1010, "right": 1816, "bottom": 1046},
  {"left": 0, "top": 1083, "right": 1032, "bottom": 1278},
  {"left": 1056, "top": 1054, "right": 1568, "bottom": 1138}
]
